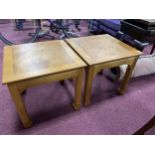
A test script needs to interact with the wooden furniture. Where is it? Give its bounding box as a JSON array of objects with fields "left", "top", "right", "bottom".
[
  {"left": 66, "top": 34, "right": 141, "bottom": 106},
  {"left": 2, "top": 40, "right": 86, "bottom": 128},
  {"left": 133, "top": 115, "right": 155, "bottom": 135}
]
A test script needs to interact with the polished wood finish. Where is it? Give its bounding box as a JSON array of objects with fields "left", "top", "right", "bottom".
[
  {"left": 118, "top": 57, "right": 138, "bottom": 95},
  {"left": 66, "top": 34, "right": 140, "bottom": 65},
  {"left": 2, "top": 40, "right": 86, "bottom": 128},
  {"left": 8, "top": 84, "right": 32, "bottom": 128},
  {"left": 73, "top": 68, "right": 84, "bottom": 110},
  {"left": 84, "top": 66, "right": 95, "bottom": 105},
  {"left": 2, "top": 40, "right": 86, "bottom": 84},
  {"left": 66, "top": 34, "right": 141, "bottom": 106}
]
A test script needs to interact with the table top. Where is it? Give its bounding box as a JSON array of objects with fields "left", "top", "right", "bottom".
[
  {"left": 2, "top": 40, "right": 86, "bottom": 84},
  {"left": 66, "top": 34, "right": 141, "bottom": 65}
]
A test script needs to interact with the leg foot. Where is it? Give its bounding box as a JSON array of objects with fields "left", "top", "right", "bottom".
[
  {"left": 117, "top": 88, "right": 124, "bottom": 95},
  {"left": 23, "top": 119, "right": 32, "bottom": 128},
  {"left": 72, "top": 102, "right": 81, "bottom": 110}
]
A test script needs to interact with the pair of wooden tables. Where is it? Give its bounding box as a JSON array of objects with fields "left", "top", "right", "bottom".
[{"left": 2, "top": 34, "right": 141, "bottom": 128}]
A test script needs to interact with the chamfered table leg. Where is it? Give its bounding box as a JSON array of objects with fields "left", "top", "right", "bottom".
[
  {"left": 72, "top": 68, "right": 84, "bottom": 110},
  {"left": 83, "top": 66, "right": 95, "bottom": 106},
  {"left": 118, "top": 57, "right": 139, "bottom": 95},
  {"left": 8, "top": 84, "right": 32, "bottom": 128}
]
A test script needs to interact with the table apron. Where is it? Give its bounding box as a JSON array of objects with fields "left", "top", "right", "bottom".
[
  {"left": 94, "top": 56, "right": 139, "bottom": 75},
  {"left": 9, "top": 69, "right": 82, "bottom": 90}
]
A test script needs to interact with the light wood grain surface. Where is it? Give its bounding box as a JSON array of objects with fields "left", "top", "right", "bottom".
[
  {"left": 2, "top": 40, "right": 86, "bottom": 128},
  {"left": 66, "top": 34, "right": 141, "bottom": 65},
  {"left": 2, "top": 40, "right": 86, "bottom": 84},
  {"left": 66, "top": 34, "right": 141, "bottom": 106}
]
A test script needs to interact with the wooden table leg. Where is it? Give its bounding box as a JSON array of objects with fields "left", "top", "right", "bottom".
[
  {"left": 118, "top": 57, "right": 138, "bottom": 95},
  {"left": 84, "top": 66, "right": 95, "bottom": 106},
  {"left": 72, "top": 68, "right": 84, "bottom": 110},
  {"left": 8, "top": 84, "right": 32, "bottom": 128}
]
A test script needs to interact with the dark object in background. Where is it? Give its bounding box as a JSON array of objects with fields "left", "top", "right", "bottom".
[
  {"left": 120, "top": 19, "right": 155, "bottom": 53},
  {"left": 90, "top": 19, "right": 155, "bottom": 53},
  {"left": 90, "top": 19, "right": 121, "bottom": 35},
  {"left": 121, "top": 19, "right": 155, "bottom": 42}
]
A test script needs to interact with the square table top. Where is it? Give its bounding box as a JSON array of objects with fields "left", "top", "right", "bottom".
[
  {"left": 66, "top": 34, "right": 141, "bottom": 66},
  {"left": 2, "top": 40, "right": 86, "bottom": 84}
]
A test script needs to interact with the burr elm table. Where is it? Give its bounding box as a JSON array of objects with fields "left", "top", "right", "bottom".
[
  {"left": 66, "top": 34, "right": 141, "bottom": 106},
  {"left": 2, "top": 40, "right": 86, "bottom": 128}
]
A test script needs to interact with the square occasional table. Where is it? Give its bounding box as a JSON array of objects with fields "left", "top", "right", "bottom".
[
  {"left": 66, "top": 34, "right": 141, "bottom": 106},
  {"left": 2, "top": 40, "right": 86, "bottom": 128}
]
